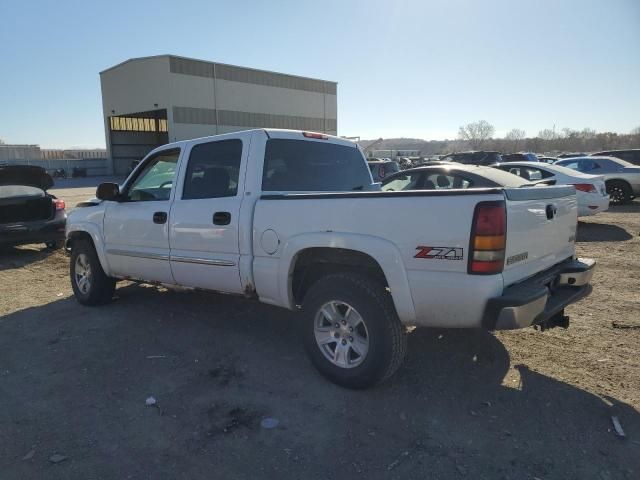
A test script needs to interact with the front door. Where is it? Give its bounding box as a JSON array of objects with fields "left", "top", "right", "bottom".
[
  {"left": 169, "top": 137, "right": 245, "bottom": 293},
  {"left": 103, "top": 148, "right": 181, "bottom": 284}
]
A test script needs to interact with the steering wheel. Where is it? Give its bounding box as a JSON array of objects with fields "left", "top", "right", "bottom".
[{"left": 159, "top": 180, "right": 173, "bottom": 189}]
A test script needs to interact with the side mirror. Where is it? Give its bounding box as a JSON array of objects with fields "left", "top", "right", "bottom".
[{"left": 96, "top": 182, "right": 120, "bottom": 201}]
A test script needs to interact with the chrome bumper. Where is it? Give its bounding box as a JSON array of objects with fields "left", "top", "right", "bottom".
[{"left": 483, "top": 258, "right": 595, "bottom": 330}]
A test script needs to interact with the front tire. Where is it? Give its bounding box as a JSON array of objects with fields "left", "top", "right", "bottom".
[
  {"left": 70, "top": 239, "right": 116, "bottom": 306},
  {"left": 302, "top": 273, "right": 407, "bottom": 389},
  {"left": 606, "top": 180, "right": 632, "bottom": 205}
]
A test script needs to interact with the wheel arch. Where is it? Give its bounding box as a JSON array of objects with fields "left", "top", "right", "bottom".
[
  {"left": 280, "top": 233, "right": 417, "bottom": 324},
  {"left": 66, "top": 224, "right": 111, "bottom": 275}
]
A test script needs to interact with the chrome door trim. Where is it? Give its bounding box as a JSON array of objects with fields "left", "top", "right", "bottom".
[
  {"left": 106, "top": 249, "right": 170, "bottom": 261},
  {"left": 170, "top": 255, "right": 236, "bottom": 267}
]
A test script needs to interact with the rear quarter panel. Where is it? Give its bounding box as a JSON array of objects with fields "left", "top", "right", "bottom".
[{"left": 252, "top": 191, "right": 506, "bottom": 327}]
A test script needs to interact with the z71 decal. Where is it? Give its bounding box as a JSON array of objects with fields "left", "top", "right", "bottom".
[{"left": 414, "top": 246, "right": 463, "bottom": 260}]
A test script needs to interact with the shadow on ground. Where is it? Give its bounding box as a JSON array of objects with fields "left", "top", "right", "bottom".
[
  {"left": 0, "top": 245, "right": 59, "bottom": 271},
  {"left": 577, "top": 221, "right": 634, "bottom": 242},
  {"left": 0, "top": 284, "right": 638, "bottom": 479}
]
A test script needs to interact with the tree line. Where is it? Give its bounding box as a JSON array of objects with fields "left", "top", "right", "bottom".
[{"left": 455, "top": 120, "right": 640, "bottom": 154}]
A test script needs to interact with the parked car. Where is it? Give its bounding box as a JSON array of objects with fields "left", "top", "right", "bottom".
[
  {"left": 501, "top": 152, "right": 539, "bottom": 163},
  {"left": 72, "top": 166, "right": 87, "bottom": 178},
  {"left": 441, "top": 151, "right": 503, "bottom": 166},
  {"left": 590, "top": 149, "right": 640, "bottom": 166},
  {"left": 492, "top": 162, "right": 609, "bottom": 216},
  {"left": 368, "top": 159, "right": 400, "bottom": 182},
  {"left": 555, "top": 156, "right": 640, "bottom": 204},
  {"left": 380, "top": 164, "right": 532, "bottom": 191},
  {"left": 66, "top": 129, "right": 594, "bottom": 389},
  {"left": 0, "top": 165, "right": 67, "bottom": 249}
]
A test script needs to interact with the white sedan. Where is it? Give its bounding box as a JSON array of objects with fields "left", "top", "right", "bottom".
[{"left": 493, "top": 161, "right": 609, "bottom": 216}]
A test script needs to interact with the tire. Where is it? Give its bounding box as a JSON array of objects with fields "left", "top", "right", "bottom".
[
  {"left": 301, "top": 273, "right": 407, "bottom": 389},
  {"left": 606, "top": 180, "right": 632, "bottom": 205},
  {"left": 45, "top": 240, "right": 62, "bottom": 250},
  {"left": 70, "top": 239, "right": 116, "bottom": 306}
]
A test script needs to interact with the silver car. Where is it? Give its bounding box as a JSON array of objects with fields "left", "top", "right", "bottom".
[{"left": 555, "top": 156, "right": 640, "bottom": 205}]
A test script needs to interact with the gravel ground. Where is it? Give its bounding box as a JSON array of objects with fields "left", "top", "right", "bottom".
[{"left": 0, "top": 195, "right": 638, "bottom": 479}]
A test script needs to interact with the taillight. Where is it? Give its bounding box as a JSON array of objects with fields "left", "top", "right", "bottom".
[
  {"left": 53, "top": 198, "right": 65, "bottom": 210},
  {"left": 302, "top": 131, "right": 328, "bottom": 140},
  {"left": 571, "top": 183, "right": 597, "bottom": 193},
  {"left": 468, "top": 201, "right": 506, "bottom": 275}
]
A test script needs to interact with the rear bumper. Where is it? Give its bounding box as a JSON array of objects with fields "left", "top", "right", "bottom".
[
  {"left": 483, "top": 257, "right": 595, "bottom": 330},
  {"left": 0, "top": 216, "right": 66, "bottom": 246},
  {"left": 578, "top": 194, "right": 609, "bottom": 216}
]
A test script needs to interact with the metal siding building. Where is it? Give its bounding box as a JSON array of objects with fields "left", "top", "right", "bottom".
[{"left": 100, "top": 55, "right": 338, "bottom": 174}]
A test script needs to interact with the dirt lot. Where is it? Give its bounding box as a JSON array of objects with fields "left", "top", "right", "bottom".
[{"left": 1, "top": 189, "right": 638, "bottom": 479}]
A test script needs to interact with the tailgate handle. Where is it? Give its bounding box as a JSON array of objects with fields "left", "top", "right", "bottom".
[{"left": 545, "top": 204, "right": 557, "bottom": 220}]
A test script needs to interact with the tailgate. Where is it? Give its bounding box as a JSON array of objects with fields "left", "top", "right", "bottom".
[{"left": 502, "top": 186, "right": 577, "bottom": 287}]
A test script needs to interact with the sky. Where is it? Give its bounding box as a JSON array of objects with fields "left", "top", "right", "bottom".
[{"left": 0, "top": 0, "right": 639, "bottom": 148}]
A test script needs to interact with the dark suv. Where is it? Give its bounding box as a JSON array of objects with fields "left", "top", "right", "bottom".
[
  {"left": 590, "top": 149, "right": 640, "bottom": 166},
  {"left": 441, "top": 151, "right": 502, "bottom": 166}
]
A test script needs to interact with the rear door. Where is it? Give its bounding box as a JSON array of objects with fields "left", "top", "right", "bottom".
[
  {"left": 168, "top": 134, "right": 249, "bottom": 293},
  {"left": 501, "top": 185, "right": 577, "bottom": 286}
]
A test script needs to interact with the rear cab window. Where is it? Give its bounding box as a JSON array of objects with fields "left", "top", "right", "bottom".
[{"left": 262, "top": 139, "right": 372, "bottom": 192}]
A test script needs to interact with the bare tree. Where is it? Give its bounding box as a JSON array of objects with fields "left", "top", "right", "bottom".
[
  {"left": 0, "top": 138, "right": 5, "bottom": 145},
  {"left": 504, "top": 128, "right": 526, "bottom": 152},
  {"left": 458, "top": 120, "right": 495, "bottom": 149},
  {"left": 538, "top": 127, "right": 559, "bottom": 141}
]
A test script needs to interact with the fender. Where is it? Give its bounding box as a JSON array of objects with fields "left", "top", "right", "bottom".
[
  {"left": 66, "top": 222, "right": 112, "bottom": 276},
  {"left": 278, "top": 232, "right": 417, "bottom": 324}
]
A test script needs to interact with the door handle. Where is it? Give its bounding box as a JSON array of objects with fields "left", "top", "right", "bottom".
[
  {"left": 153, "top": 211, "right": 168, "bottom": 224},
  {"left": 213, "top": 211, "right": 231, "bottom": 225}
]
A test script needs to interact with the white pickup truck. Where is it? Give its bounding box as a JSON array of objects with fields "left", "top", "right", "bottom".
[{"left": 66, "top": 129, "right": 595, "bottom": 388}]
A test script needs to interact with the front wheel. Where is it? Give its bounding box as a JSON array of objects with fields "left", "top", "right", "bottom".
[
  {"left": 70, "top": 239, "right": 116, "bottom": 306},
  {"left": 302, "top": 273, "right": 407, "bottom": 389}
]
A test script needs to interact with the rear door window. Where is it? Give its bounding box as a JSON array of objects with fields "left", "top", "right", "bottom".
[
  {"left": 182, "top": 139, "right": 243, "bottom": 199},
  {"left": 262, "top": 139, "right": 371, "bottom": 191}
]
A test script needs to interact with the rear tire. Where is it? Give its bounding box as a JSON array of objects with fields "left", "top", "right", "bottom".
[
  {"left": 301, "top": 273, "right": 407, "bottom": 389},
  {"left": 70, "top": 239, "right": 116, "bottom": 306},
  {"left": 606, "top": 180, "right": 632, "bottom": 205}
]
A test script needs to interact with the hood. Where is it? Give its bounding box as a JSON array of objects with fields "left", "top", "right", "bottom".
[{"left": 0, "top": 165, "right": 54, "bottom": 190}]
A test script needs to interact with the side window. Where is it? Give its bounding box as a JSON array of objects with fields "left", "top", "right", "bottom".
[
  {"left": 125, "top": 149, "right": 180, "bottom": 202},
  {"left": 382, "top": 173, "right": 421, "bottom": 191},
  {"left": 579, "top": 159, "right": 600, "bottom": 171},
  {"left": 425, "top": 173, "right": 473, "bottom": 189},
  {"left": 182, "top": 139, "right": 242, "bottom": 199},
  {"left": 561, "top": 161, "right": 580, "bottom": 171}
]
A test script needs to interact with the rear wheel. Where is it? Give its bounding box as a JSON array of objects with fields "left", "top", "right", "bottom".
[
  {"left": 70, "top": 239, "right": 115, "bottom": 305},
  {"left": 302, "top": 273, "right": 407, "bottom": 389},
  {"left": 606, "top": 180, "right": 632, "bottom": 205}
]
